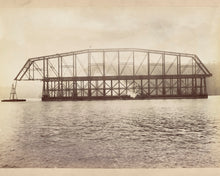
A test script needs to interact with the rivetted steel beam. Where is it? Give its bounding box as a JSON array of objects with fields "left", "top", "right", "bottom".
[
  {"left": 26, "top": 48, "right": 199, "bottom": 62},
  {"left": 42, "top": 74, "right": 208, "bottom": 82}
]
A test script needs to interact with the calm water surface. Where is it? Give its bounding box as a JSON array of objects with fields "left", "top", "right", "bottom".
[{"left": 0, "top": 96, "right": 220, "bottom": 168}]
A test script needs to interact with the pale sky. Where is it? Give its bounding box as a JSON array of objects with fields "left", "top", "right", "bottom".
[{"left": 0, "top": 0, "right": 220, "bottom": 87}]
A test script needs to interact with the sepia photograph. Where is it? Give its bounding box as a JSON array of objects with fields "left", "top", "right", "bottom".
[{"left": 0, "top": 0, "right": 220, "bottom": 175}]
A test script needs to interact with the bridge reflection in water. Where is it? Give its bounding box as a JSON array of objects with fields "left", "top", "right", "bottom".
[{"left": 14, "top": 48, "right": 212, "bottom": 101}]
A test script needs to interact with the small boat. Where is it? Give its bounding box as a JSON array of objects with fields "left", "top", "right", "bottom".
[
  {"left": 1, "top": 99, "right": 26, "bottom": 102},
  {"left": 1, "top": 82, "right": 26, "bottom": 102}
]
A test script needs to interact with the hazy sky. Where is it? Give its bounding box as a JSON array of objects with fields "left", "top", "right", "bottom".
[{"left": 0, "top": 0, "right": 220, "bottom": 87}]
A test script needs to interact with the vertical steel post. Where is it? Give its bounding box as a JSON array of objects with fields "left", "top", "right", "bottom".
[
  {"left": 177, "top": 55, "right": 181, "bottom": 95},
  {"left": 195, "top": 59, "right": 197, "bottom": 95},
  {"left": 73, "top": 54, "right": 77, "bottom": 98},
  {"left": 118, "top": 51, "right": 120, "bottom": 76},
  {"left": 46, "top": 58, "right": 49, "bottom": 97},
  {"left": 186, "top": 78, "right": 188, "bottom": 95},
  {"left": 75, "top": 54, "right": 77, "bottom": 77},
  {"left": 133, "top": 51, "right": 135, "bottom": 94},
  {"left": 64, "top": 81, "right": 66, "bottom": 97},
  {"left": 195, "top": 77, "right": 197, "bottom": 95},
  {"left": 28, "top": 64, "right": 31, "bottom": 79},
  {"left": 73, "top": 54, "right": 75, "bottom": 77},
  {"left": 103, "top": 51, "right": 106, "bottom": 96},
  {"left": 162, "top": 53, "right": 166, "bottom": 95},
  {"left": 57, "top": 56, "right": 60, "bottom": 97},
  {"left": 72, "top": 54, "right": 74, "bottom": 98},
  {"left": 192, "top": 77, "right": 194, "bottom": 95},
  {"left": 192, "top": 58, "right": 195, "bottom": 95},
  {"left": 52, "top": 81, "right": 54, "bottom": 97},
  {"left": 204, "top": 78, "right": 207, "bottom": 95},
  {"left": 43, "top": 58, "right": 45, "bottom": 97},
  {"left": 200, "top": 77, "right": 203, "bottom": 95},
  {"left": 61, "top": 56, "right": 63, "bottom": 98},
  {"left": 74, "top": 81, "right": 77, "bottom": 97},
  {"left": 88, "top": 52, "right": 91, "bottom": 77},
  {"left": 33, "top": 63, "right": 34, "bottom": 80},
  {"left": 133, "top": 51, "right": 135, "bottom": 76},
  {"left": 118, "top": 51, "right": 120, "bottom": 96},
  {"left": 46, "top": 58, "right": 49, "bottom": 78},
  {"left": 88, "top": 51, "right": 91, "bottom": 97},
  {"left": 103, "top": 51, "right": 105, "bottom": 76},
  {"left": 141, "top": 79, "right": 143, "bottom": 96},
  {"left": 147, "top": 52, "right": 150, "bottom": 96},
  {"left": 67, "top": 80, "right": 69, "bottom": 97},
  {"left": 111, "top": 79, "right": 113, "bottom": 96}
]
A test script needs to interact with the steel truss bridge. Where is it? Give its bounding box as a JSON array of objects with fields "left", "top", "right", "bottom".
[{"left": 15, "top": 48, "right": 212, "bottom": 101}]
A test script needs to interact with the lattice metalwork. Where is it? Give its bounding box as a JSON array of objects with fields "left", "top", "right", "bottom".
[{"left": 14, "top": 48, "right": 212, "bottom": 100}]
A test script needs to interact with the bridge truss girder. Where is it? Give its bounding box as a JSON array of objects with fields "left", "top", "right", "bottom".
[{"left": 14, "top": 48, "right": 212, "bottom": 100}]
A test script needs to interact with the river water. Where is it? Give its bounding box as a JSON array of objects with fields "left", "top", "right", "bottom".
[{"left": 0, "top": 96, "right": 220, "bottom": 168}]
